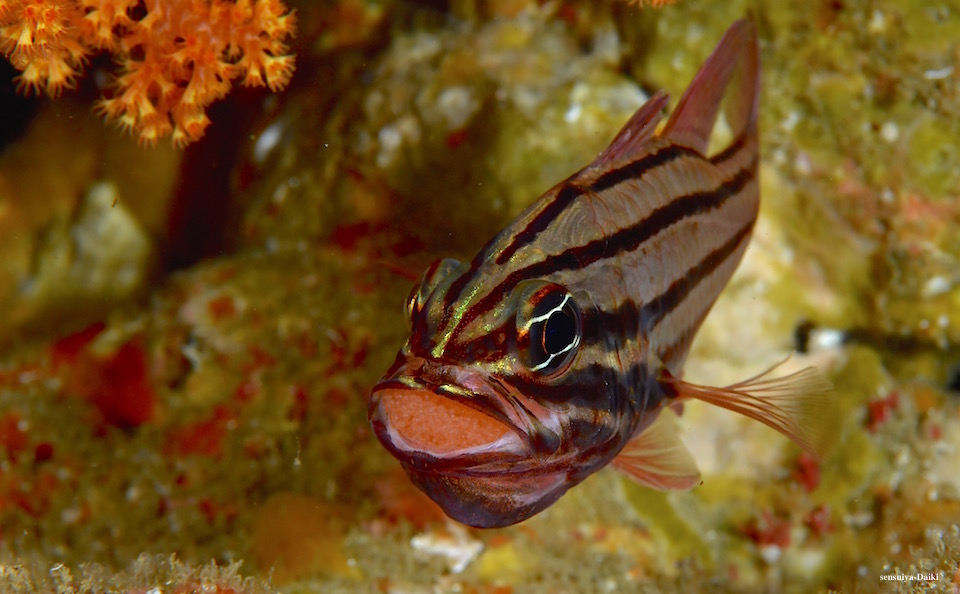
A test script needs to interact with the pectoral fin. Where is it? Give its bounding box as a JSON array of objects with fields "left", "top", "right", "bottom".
[
  {"left": 611, "top": 409, "right": 701, "bottom": 491},
  {"left": 661, "top": 358, "right": 835, "bottom": 458}
]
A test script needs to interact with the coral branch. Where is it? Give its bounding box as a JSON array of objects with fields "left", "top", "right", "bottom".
[{"left": 0, "top": 0, "right": 297, "bottom": 146}]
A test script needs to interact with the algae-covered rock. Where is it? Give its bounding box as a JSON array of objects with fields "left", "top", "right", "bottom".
[
  {"left": 0, "top": 98, "right": 177, "bottom": 348},
  {"left": 0, "top": 554, "right": 276, "bottom": 594},
  {"left": 236, "top": 6, "right": 647, "bottom": 256},
  {"left": 0, "top": 246, "right": 409, "bottom": 570}
]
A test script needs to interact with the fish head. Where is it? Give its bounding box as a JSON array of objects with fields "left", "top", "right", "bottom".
[{"left": 369, "top": 257, "right": 642, "bottom": 527}]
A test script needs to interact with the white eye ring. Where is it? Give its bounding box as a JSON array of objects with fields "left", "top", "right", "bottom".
[{"left": 515, "top": 282, "right": 581, "bottom": 376}]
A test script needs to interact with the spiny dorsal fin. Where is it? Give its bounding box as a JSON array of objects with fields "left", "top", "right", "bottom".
[
  {"left": 662, "top": 357, "right": 836, "bottom": 459},
  {"left": 660, "top": 19, "right": 760, "bottom": 154},
  {"left": 611, "top": 408, "right": 701, "bottom": 490},
  {"left": 592, "top": 91, "right": 669, "bottom": 166}
]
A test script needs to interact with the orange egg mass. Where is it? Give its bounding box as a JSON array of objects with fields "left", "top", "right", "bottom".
[{"left": 378, "top": 388, "right": 510, "bottom": 453}]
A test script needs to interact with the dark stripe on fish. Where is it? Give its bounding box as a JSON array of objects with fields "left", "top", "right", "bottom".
[
  {"left": 708, "top": 133, "right": 750, "bottom": 166},
  {"left": 494, "top": 183, "right": 585, "bottom": 265},
  {"left": 450, "top": 160, "right": 758, "bottom": 340},
  {"left": 445, "top": 320, "right": 513, "bottom": 362},
  {"left": 441, "top": 246, "right": 494, "bottom": 318},
  {"left": 495, "top": 146, "right": 696, "bottom": 268},
  {"left": 580, "top": 300, "right": 642, "bottom": 350},
  {"left": 639, "top": 216, "right": 755, "bottom": 331},
  {"left": 505, "top": 362, "right": 630, "bottom": 406},
  {"left": 655, "top": 319, "right": 702, "bottom": 368},
  {"left": 589, "top": 144, "right": 698, "bottom": 192},
  {"left": 580, "top": 213, "right": 752, "bottom": 353}
]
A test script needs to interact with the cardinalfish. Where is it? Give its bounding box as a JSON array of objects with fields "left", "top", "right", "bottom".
[{"left": 369, "top": 20, "right": 831, "bottom": 528}]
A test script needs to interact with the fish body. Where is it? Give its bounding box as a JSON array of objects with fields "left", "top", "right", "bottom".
[{"left": 369, "top": 20, "right": 829, "bottom": 528}]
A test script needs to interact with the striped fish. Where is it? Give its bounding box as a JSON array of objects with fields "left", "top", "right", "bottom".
[{"left": 369, "top": 20, "right": 830, "bottom": 528}]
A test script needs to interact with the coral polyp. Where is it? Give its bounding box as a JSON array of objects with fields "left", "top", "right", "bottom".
[{"left": 0, "top": 0, "right": 297, "bottom": 146}]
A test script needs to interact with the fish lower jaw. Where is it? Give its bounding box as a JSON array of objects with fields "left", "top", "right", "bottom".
[
  {"left": 394, "top": 447, "right": 582, "bottom": 485},
  {"left": 404, "top": 459, "right": 575, "bottom": 528}
]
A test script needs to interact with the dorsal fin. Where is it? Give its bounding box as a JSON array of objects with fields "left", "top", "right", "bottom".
[
  {"left": 592, "top": 91, "right": 669, "bottom": 165},
  {"left": 659, "top": 19, "right": 760, "bottom": 154}
]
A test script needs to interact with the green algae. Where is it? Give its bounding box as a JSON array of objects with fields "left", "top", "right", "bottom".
[
  {"left": 816, "top": 429, "right": 886, "bottom": 507},
  {"left": 760, "top": 0, "right": 960, "bottom": 342},
  {"left": 622, "top": 484, "right": 715, "bottom": 569},
  {"left": 832, "top": 346, "right": 895, "bottom": 416}
]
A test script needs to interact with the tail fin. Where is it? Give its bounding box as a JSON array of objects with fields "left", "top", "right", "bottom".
[{"left": 660, "top": 19, "right": 760, "bottom": 155}]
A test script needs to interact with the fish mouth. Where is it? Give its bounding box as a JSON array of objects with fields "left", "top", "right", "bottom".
[
  {"left": 368, "top": 356, "right": 576, "bottom": 527},
  {"left": 368, "top": 357, "right": 563, "bottom": 472}
]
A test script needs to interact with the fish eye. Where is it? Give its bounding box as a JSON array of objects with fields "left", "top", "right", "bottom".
[{"left": 516, "top": 282, "right": 581, "bottom": 376}]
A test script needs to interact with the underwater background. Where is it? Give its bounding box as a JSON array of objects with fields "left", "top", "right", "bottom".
[{"left": 0, "top": 0, "right": 958, "bottom": 592}]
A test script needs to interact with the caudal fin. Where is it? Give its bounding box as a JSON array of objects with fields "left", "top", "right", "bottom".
[{"left": 660, "top": 19, "right": 760, "bottom": 155}]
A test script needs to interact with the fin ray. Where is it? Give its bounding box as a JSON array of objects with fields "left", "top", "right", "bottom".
[
  {"left": 612, "top": 409, "right": 701, "bottom": 491},
  {"left": 663, "top": 357, "right": 835, "bottom": 458},
  {"left": 590, "top": 91, "right": 669, "bottom": 166}
]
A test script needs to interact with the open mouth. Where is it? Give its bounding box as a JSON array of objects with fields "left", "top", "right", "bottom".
[
  {"left": 374, "top": 387, "right": 515, "bottom": 455},
  {"left": 369, "top": 379, "right": 575, "bottom": 528},
  {"left": 369, "top": 357, "right": 564, "bottom": 473},
  {"left": 368, "top": 359, "right": 579, "bottom": 528}
]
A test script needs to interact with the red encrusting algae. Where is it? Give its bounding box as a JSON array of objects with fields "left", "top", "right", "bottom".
[{"left": 0, "top": 0, "right": 297, "bottom": 146}]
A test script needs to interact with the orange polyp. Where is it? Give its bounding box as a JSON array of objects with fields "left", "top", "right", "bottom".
[{"left": 379, "top": 388, "right": 510, "bottom": 453}]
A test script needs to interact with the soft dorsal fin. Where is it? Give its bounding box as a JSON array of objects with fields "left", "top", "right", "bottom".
[
  {"left": 661, "top": 358, "right": 836, "bottom": 459},
  {"left": 659, "top": 19, "right": 760, "bottom": 154},
  {"left": 611, "top": 408, "right": 701, "bottom": 491},
  {"left": 592, "top": 91, "right": 669, "bottom": 165}
]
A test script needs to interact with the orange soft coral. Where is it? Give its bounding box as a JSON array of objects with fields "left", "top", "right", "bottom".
[
  {"left": 0, "top": 0, "right": 297, "bottom": 147},
  {"left": 0, "top": 0, "right": 87, "bottom": 95}
]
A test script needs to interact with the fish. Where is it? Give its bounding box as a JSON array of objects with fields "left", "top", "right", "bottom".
[{"left": 368, "top": 19, "right": 831, "bottom": 529}]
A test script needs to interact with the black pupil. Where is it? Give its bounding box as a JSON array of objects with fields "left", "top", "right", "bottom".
[
  {"left": 543, "top": 310, "right": 576, "bottom": 355},
  {"left": 525, "top": 289, "right": 580, "bottom": 374}
]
